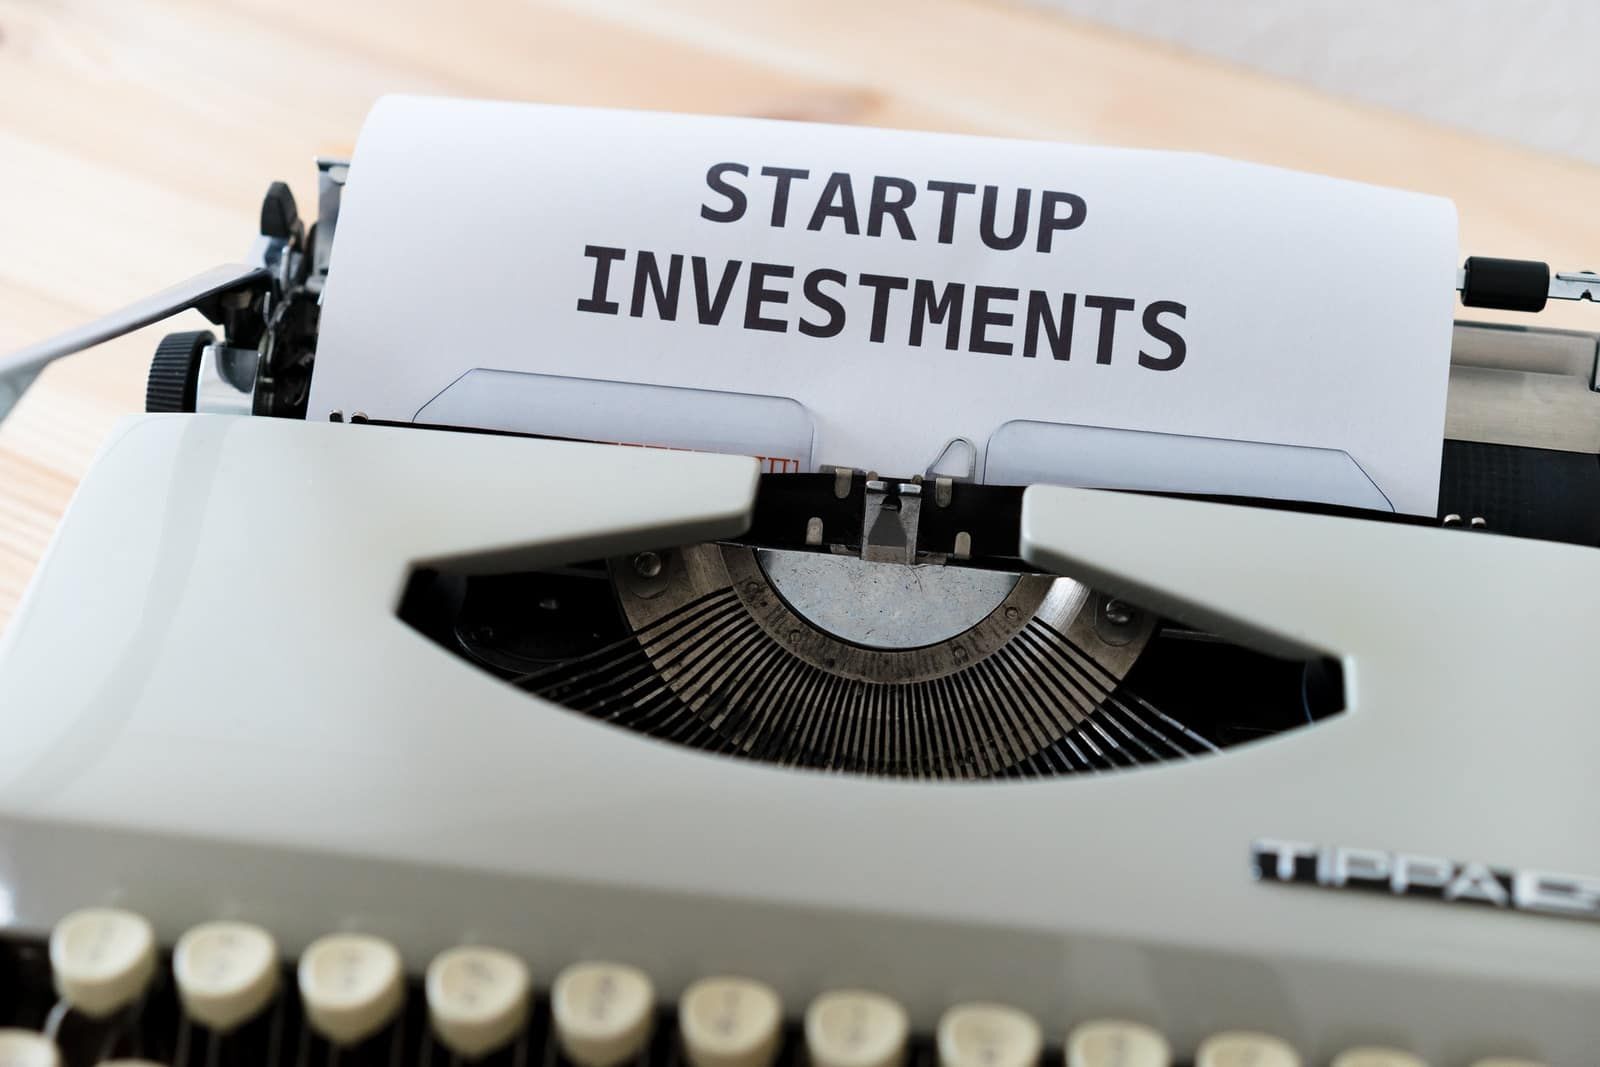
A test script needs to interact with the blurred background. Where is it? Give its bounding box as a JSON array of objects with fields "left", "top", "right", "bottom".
[
  {"left": 2, "top": 0, "right": 1597, "bottom": 623},
  {"left": 1048, "top": 0, "right": 1600, "bottom": 166}
]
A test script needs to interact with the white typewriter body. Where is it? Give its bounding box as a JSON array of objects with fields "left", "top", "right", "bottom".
[{"left": 0, "top": 413, "right": 1596, "bottom": 1064}]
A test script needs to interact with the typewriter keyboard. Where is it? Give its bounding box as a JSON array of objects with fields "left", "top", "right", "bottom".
[{"left": 0, "top": 910, "right": 1546, "bottom": 1067}]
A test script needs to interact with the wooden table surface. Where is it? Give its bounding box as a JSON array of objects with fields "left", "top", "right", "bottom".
[{"left": 2, "top": 0, "right": 1598, "bottom": 629}]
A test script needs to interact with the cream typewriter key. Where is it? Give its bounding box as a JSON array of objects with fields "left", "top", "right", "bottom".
[
  {"left": 426, "top": 946, "right": 532, "bottom": 1058},
  {"left": 805, "top": 989, "right": 909, "bottom": 1067},
  {"left": 0, "top": 1031, "right": 61, "bottom": 1067},
  {"left": 48, "top": 908, "right": 158, "bottom": 1018},
  {"left": 1066, "top": 1019, "right": 1171, "bottom": 1067},
  {"left": 297, "top": 933, "right": 405, "bottom": 1045},
  {"left": 1195, "top": 1031, "right": 1300, "bottom": 1067},
  {"left": 173, "top": 921, "right": 280, "bottom": 1032},
  {"left": 552, "top": 961, "right": 656, "bottom": 1067},
  {"left": 679, "top": 976, "right": 783, "bottom": 1067},
  {"left": 1331, "top": 1049, "right": 1426, "bottom": 1067},
  {"left": 937, "top": 1003, "right": 1042, "bottom": 1067}
]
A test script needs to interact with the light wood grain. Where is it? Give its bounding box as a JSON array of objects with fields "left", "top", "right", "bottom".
[{"left": 2, "top": 0, "right": 1597, "bottom": 629}]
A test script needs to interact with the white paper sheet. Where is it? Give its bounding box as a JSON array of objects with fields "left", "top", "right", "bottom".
[{"left": 312, "top": 95, "right": 1458, "bottom": 514}]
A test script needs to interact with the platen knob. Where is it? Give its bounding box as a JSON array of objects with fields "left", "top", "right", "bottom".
[
  {"left": 425, "top": 946, "right": 531, "bottom": 1058},
  {"left": 552, "top": 961, "right": 656, "bottom": 1067},
  {"left": 173, "top": 921, "right": 280, "bottom": 1032},
  {"left": 297, "top": 934, "right": 404, "bottom": 1046},
  {"left": 145, "top": 330, "right": 212, "bottom": 414},
  {"left": 48, "top": 908, "right": 158, "bottom": 1018},
  {"left": 804, "top": 989, "right": 909, "bottom": 1067}
]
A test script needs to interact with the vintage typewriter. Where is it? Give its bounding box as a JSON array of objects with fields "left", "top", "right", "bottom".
[{"left": 0, "top": 152, "right": 1597, "bottom": 1067}]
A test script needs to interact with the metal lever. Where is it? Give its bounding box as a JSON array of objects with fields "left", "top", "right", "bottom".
[
  {"left": 861, "top": 479, "right": 923, "bottom": 565},
  {"left": 0, "top": 263, "right": 268, "bottom": 424},
  {"left": 1550, "top": 271, "right": 1600, "bottom": 303}
]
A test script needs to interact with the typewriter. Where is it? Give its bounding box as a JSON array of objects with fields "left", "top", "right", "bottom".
[{"left": 0, "top": 149, "right": 1597, "bottom": 1067}]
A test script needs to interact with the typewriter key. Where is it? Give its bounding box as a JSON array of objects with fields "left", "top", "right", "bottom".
[
  {"left": 173, "top": 921, "right": 280, "bottom": 1032},
  {"left": 805, "top": 989, "right": 909, "bottom": 1067},
  {"left": 1066, "top": 1019, "right": 1171, "bottom": 1067},
  {"left": 552, "top": 961, "right": 655, "bottom": 1067},
  {"left": 679, "top": 976, "right": 782, "bottom": 1067},
  {"left": 297, "top": 933, "right": 404, "bottom": 1046},
  {"left": 48, "top": 909, "right": 157, "bottom": 1019},
  {"left": 936, "top": 1003, "right": 1042, "bottom": 1067},
  {"left": 425, "top": 945, "right": 531, "bottom": 1059}
]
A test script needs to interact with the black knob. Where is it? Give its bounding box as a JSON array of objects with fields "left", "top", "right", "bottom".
[
  {"left": 259, "top": 181, "right": 300, "bottom": 239},
  {"left": 1459, "top": 256, "right": 1549, "bottom": 312},
  {"left": 145, "top": 330, "right": 213, "bottom": 413}
]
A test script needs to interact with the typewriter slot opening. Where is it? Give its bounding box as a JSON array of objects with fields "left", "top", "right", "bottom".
[{"left": 397, "top": 476, "right": 1346, "bottom": 781}]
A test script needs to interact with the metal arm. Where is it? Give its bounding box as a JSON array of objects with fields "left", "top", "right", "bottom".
[{"left": 0, "top": 264, "right": 268, "bottom": 424}]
